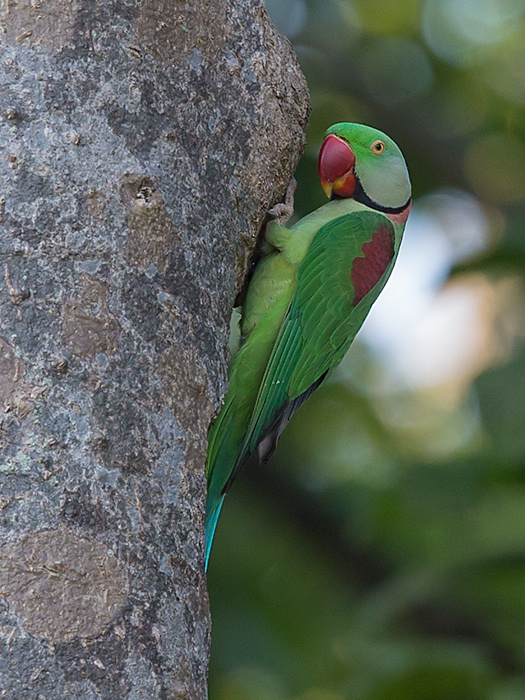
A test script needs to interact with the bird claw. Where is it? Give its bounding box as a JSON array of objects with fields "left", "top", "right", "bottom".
[{"left": 266, "top": 178, "right": 297, "bottom": 226}]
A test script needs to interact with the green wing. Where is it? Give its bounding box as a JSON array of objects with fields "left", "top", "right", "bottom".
[{"left": 241, "top": 210, "right": 396, "bottom": 463}]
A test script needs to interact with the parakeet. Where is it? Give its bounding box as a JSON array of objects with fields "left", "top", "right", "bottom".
[{"left": 205, "top": 123, "right": 411, "bottom": 569}]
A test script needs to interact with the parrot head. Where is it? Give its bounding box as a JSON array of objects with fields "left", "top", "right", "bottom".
[{"left": 318, "top": 123, "right": 411, "bottom": 213}]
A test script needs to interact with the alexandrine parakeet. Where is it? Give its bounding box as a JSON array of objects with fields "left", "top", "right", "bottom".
[{"left": 205, "top": 123, "right": 411, "bottom": 569}]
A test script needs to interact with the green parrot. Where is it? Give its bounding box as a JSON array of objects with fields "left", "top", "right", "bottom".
[{"left": 205, "top": 123, "right": 411, "bottom": 569}]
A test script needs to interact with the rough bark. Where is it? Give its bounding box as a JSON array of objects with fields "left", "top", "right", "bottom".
[{"left": 0, "top": 1, "right": 309, "bottom": 698}]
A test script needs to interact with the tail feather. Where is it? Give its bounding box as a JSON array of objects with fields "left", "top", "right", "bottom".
[
  {"left": 205, "top": 336, "right": 274, "bottom": 569},
  {"left": 206, "top": 394, "right": 235, "bottom": 478},
  {"left": 205, "top": 493, "right": 225, "bottom": 571},
  {"left": 205, "top": 392, "right": 241, "bottom": 570}
]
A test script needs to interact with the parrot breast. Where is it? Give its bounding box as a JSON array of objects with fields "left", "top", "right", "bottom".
[{"left": 350, "top": 225, "right": 394, "bottom": 306}]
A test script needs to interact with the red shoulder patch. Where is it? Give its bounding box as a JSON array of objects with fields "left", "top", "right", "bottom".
[{"left": 350, "top": 225, "right": 394, "bottom": 307}]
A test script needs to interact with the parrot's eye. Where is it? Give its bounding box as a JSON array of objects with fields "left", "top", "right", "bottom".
[{"left": 371, "top": 140, "right": 385, "bottom": 154}]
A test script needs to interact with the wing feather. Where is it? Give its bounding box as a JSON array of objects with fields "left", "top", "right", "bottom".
[{"left": 241, "top": 210, "right": 396, "bottom": 460}]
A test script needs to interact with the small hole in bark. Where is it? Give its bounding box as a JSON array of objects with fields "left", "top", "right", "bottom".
[{"left": 120, "top": 175, "right": 157, "bottom": 209}]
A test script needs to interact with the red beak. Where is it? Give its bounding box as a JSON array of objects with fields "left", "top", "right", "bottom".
[{"left": 318, "top": 134, "right": 356, "bottom": 199}]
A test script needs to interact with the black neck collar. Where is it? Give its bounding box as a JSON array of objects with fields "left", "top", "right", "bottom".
[{"left": 333, "top": 176, "right": 411, "bottom": 216}]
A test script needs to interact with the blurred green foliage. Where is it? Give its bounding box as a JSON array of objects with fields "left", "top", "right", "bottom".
[{"left": 208, "top": 0, "right": 525, "bottom": 698}]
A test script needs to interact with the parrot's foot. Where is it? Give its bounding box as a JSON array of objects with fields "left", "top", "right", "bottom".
[{"left": 266, "top": 178, "right": 296, "bottom": 225}]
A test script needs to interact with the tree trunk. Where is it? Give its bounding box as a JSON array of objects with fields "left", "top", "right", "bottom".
[{"left": 0, "top": 1, "right": 309, "bottom": 697}]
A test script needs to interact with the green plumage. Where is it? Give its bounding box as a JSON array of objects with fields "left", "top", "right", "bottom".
[{"left": 205, "top": 123, "right": 411, "bottom": 569}]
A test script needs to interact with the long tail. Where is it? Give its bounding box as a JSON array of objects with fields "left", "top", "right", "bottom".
[
  {"left": 205, "top": 493, "right": 225, "bottom": 571},
  {"left": 204, "top": 336, "right": 270, "bottom": 569},
  {"left": 204, "top": 393, "right": 239, "bottom": 571}
]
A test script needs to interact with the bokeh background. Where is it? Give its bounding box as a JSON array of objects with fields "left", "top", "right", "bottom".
[{"left": 208, "top": 1, "right": 525, "bottom": 697}]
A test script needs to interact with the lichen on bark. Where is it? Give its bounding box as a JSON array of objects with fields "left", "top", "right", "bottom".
[{"left": 0, "top": 0, "right": 309, "bottom": 698}]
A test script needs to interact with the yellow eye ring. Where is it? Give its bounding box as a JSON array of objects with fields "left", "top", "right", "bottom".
[{"left": 371, "top": 140, "right": 385, "bottom": 154}]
